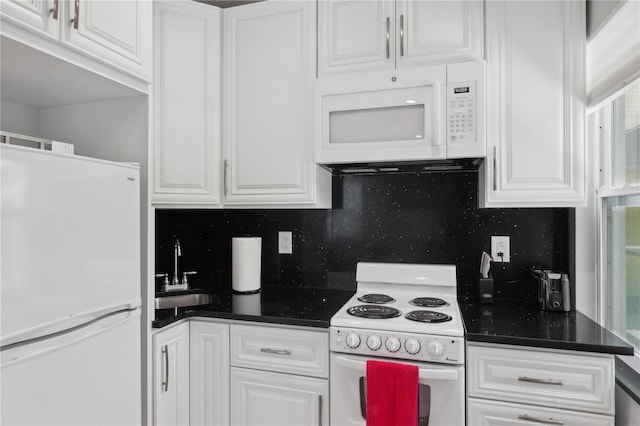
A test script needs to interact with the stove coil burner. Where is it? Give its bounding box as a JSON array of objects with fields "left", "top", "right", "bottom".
[
  {"left": 347, "top": 305, "right": 402, "bottom": 319},
  {"left": 409, "top": 297, "right": 449, "bottom": 308},
  {"left": 405, "top": 310, "right": 452, "bottom": 323},
  {"left": 357, "top": 293, "right": 396, "bottom": 304}
]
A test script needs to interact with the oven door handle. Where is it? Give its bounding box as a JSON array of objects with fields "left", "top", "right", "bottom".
[{"left": 333, "top": 354, "right": 460, "bottom": 381}]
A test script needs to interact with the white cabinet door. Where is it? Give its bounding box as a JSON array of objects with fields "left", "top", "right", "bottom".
[
  {"left": 480, "top": 0, "right": 586, "bottom": 207},
  {"left": 153, "top": 323, "right": 190, "bottom": 426},
  {"left": 190, "top": 321, "right": 230, "bottom": 426},
  {"left": 396, "top": 0, "right": 483, "bottom": 69},
  {"left": 223, "top": 1, "right": 330, "bottom": 207},
  {"left": 318, "top": 0, "right": 483, "bottom": 76},
  {"left": 152, "top": 0, "right": 221, "bottom": 206},
  {"left": 61, "top": 0, "right": 150, "bottom": 80},
  {"left": 467, "top": 398, "right": 614, "bottom": 426},
  {"left": 230, "top": 367, "right": 329, "bottom": 426},
  {"left": 317, "top": 0, "right": 395, "bottom": 76},
  {"left": 0, "top": 0, "right": 60, "bottom": 40}
]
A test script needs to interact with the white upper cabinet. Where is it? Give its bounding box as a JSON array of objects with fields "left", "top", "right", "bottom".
[
  {"left": 318, "top": 0, "right": 395, "bottom": 74},
  {"left": 0, "top": 0, "right": 60, "bottom": 40},
  {"left": 1, "top": 0, "right": 151, "bottom": 86},
  {"left": 317, "top": 0, "right": 483, "bottom": 76},
  {"left": 61, "top": 0, "right": 150, "bottom": 81},
  {"left": 223, "top": 1, "right": 331, "bottom": 207},
  {"left": 479, "top": 0, "right": 586, "bottom": 208},
  {"left": 152, "top": 0, "right": 221, "bottom": 206}
]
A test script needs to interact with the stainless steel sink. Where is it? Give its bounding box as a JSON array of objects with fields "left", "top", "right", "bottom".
[{"left": 155, "top": 293, "right": 213, "bottom": 309}]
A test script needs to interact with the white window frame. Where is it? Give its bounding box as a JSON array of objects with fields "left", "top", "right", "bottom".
[{"left": 592, "top": 80, "right": 640, "bottom": 359}]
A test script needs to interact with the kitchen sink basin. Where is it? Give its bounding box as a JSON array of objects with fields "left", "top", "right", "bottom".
[{"left": 154, "top": 293, "right": 213, "bottom": 309}]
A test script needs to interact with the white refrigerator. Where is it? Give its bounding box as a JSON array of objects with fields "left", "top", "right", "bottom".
[{"left": 1, "top": 144, "right": 142, "bottom": 425}]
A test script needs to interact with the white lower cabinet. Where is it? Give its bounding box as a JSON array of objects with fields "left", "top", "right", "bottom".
[
  {"left": 189, "top": 321, "right": 230, "bottom": 426},
  {"left": 230, "top": 324, "right": 330, "bottom": 426},
  {"left": 153, "top": 322, "right": 190, "bottom": 426},
  {"left": 468, "top": 398, "right": 614, "bottom": 426},
  {"left": 230, "top": 368, "right": 328, "bottom": 426},
  {"left": 467, "top": 343, "right": 615, "bottom": 426}
]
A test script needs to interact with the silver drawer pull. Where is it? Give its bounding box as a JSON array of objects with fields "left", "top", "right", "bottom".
[
  {"left": 260, "top": 347, "right": 292, "bottom": 356},
  {"left": 518, "top": 414, "right": 564, "bottom": 425},
  {"left": 518, "top": 376, "right": 563, "bottom": 386}
]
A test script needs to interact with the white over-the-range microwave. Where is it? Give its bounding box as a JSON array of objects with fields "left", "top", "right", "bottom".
[{"left": 315, "top": 61, "right": 485, "bottom": 166}]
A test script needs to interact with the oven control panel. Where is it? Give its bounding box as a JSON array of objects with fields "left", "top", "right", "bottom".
[{"left": 330, "top": 327, "right": 464, "bottom": 364}]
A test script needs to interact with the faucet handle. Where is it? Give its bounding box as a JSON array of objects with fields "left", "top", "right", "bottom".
[
  {"left": 182, "top": 271, "right": 197, "bottom": 287},
  {"left": 155, "top": 273, "right": 169, "bottom": 292}
]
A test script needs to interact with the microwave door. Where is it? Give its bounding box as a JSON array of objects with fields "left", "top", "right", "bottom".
[{"left": 316, "top": 66, "right": 447, "bottom": 164}]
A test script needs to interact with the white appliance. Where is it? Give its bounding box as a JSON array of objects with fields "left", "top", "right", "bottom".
[
  {"left": 315, "top": 61, "right": 485, "bottom": 165},
  {"left": 1, "top": 143, "right": 142, "bottom": 425},
  {"left": 330, "top": 262, "right": 465, "bottom": 426}
]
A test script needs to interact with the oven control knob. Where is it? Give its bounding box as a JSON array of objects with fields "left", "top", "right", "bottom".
[
  {"left": 404, "top": 338, "right": 421, "bottom": 354},
  {"left": 367, "top": 335, "right": 382, "bottom": 351},
  {"left": 346, "top": 333, "right": 361, "bottom": 349},
  {"left": 385, "top": 337, "right": 401, "bottom": 352},
  {"left": 426, "top": 340, "right": 444, "bottom": 357}
]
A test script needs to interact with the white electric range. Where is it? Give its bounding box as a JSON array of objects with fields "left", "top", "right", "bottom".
[{"left": 329, "top": 262, "right": 465, "bottom": 426}]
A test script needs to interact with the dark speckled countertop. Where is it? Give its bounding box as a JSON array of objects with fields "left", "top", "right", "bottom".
[
  {"left": 153, "top": 287, "right": 355, "bottom": 329},
  {"left": 460, "top": 300, "right": 634, "bottom": 355}
]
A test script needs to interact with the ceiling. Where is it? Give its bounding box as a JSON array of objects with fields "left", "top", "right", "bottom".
[{"left": 195, "top": 0, "right": 263, "bottom": 8}]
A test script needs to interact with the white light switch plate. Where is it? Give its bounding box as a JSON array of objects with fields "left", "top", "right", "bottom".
[{"left": 278, "top": 231, "right": 292, "bottom": 255}]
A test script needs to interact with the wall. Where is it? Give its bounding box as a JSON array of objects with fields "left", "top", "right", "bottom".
[
  {"left": 0, "top": 99, "right": 40, "bottom": 136},
  {"left": 156, "top": 171, "right": 571, "bottom": 302}
]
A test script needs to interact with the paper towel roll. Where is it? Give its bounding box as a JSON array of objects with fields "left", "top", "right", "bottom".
[{"left": 232, "top": 237, "right": 262, "bottom": 293}]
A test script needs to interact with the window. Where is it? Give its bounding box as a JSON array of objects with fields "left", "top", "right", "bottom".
[{"left": 597, "top": 82, "right": 640, "bottom": 352}]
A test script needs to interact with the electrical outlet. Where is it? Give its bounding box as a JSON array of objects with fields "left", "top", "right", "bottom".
[
  {"left": 491, "top": 236, "right": 510, "bottom": 263},
  {"left": 278, "top": 231, "right": 292, "bottom": 255}
]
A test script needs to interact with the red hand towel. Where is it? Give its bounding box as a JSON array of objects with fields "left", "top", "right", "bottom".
[{"left": 366, "top": 360, "right": 419, "bottom": 426}]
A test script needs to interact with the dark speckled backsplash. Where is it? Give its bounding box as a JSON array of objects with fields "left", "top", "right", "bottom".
[{"left": 156, "top": 171, "right": 571, "bottom": 301}]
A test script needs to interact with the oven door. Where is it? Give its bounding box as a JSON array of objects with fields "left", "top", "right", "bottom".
[{"left": 330, "top": 353, "right": 464, "bottom": 426}]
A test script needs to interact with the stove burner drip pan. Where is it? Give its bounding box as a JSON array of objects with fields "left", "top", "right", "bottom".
[
  {"left": 405, "top": 310, "right": 452, "bottom": 323},
  {"left": 347, "top": 305, "right": 402, "bottom": 319},
  {"left": 357, "top": 293, "right": 395, "bottom": 304}
]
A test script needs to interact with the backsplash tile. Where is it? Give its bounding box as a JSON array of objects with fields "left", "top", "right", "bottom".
[{"left": 156, "top": 171, "right": 570, "bottom": 301}]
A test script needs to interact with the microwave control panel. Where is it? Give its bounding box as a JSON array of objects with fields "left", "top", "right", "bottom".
[{"left": 447, "top": 82, "right": 476, "bottom": 143}]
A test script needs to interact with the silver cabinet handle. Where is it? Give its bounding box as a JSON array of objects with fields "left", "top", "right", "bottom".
[
  {"left": 400, "top": 14, "right": 405, "bottom": 57},
  {"left": 260, "top": 347, "right": 292, "bottom": 356},
  {"left": 49, "top": 0, "right": 59, "bottom": 19},
  {"left": 492, "top": 146, "right": 497, "bottom": 191},
  {"left": 385, "top": 17, "right": 390, "bottom": 59},
  {"left": 518, "top": 414, "right": 564, "bottom": 425},
  {"left": 518, "top": 376, "right": 563, "bottom": 386},
  {"left": 223, "top": 159, "right": 228, "bottom": 195},
  {"left": 69, "top": 0, "right": 79, "bottom": 29},
  {"left": 318, "top": 395, "right": 323, "bottom": 426},
  {"left": 162, "top": 345, "right": 169, "bottom": 392}
]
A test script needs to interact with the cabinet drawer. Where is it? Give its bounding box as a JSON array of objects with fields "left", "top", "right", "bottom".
[
  {"left": 467, "top": 344, "right": 614, "bottom": 415},
  {"left": 230, "top": 324, "right": 329, "bottom": 378},
  {"left": 468, "top": 398, "right": 614, "bottom": 426}
]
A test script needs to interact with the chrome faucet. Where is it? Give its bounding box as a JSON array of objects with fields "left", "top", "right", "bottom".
[
  {"left": 155, "top": 238, "right": 197, "bottom": 292},
  {"left": 173, "top": 238, "right": 181, "bottom": 285}
]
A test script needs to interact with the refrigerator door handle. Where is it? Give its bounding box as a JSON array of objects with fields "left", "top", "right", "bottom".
[{"left": 1, "top": 308, "right": 140, "bottom": 366}]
